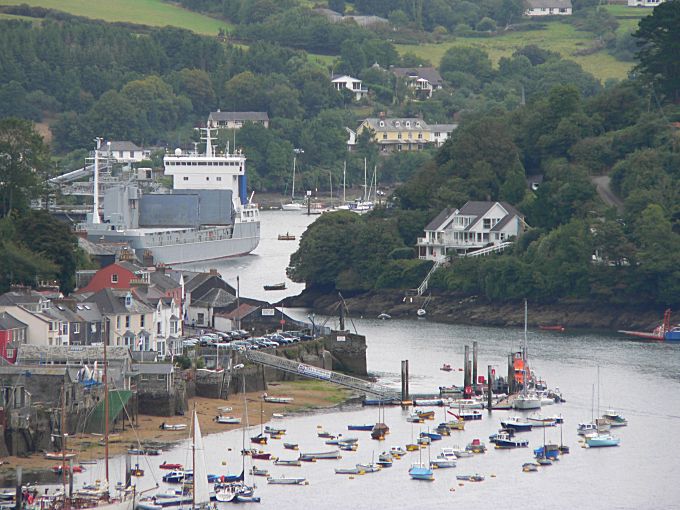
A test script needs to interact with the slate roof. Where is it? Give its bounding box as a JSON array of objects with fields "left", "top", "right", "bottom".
[
  {"left": 0, "top": 365, "right": 72, "bottom": 378},
  {"left": 16, "top": 344, "right": 132, "bottom": 363},
  {"left": 429, "top": 124, "right": 458, "bottom": 133},
  {"left": 458, "top": 201, "right": 496, "bottom": 217},
  {"left": 362, "top": 118, "right": 428, "bottom": 132},
  {"left": 192, "top": 288, "right": 236, "bottom": 308},
  {"left": 425, "top": 208, "right": 454, "bottom": 231},
  {"left": 216, "top": 303, "right": 259, "bottom": 320},
  {"left": 392, "top": 67, "right": 444, "bottom": 87},
  {"left": 89, "top": 288, "right": 154, "bottom": 315},
  {"left": 150, "top": 271, "right": 181, "bottom": 293},
  {"left": 0, "top": 290, "right": 46, "bottom": 307},
  {"left": 102, "top": 141, "right": 142, "bottom": 152},
  {"left": 73, "top": 303, "right": 102, "bottom": 323},
  {"left": 331, "top": 74, "right": 361, "bottom": 82},
  {"left": 0, "top": 312, "right": 27, "bottom": 331},
  {"left": 208, "top": 111, "right": 269, "bottom": 122},
  {"left": 526, "top": 0, "right": 572, "bottom": 8}
]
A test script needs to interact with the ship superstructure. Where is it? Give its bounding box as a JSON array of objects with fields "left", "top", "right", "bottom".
[{"left": 77, "top": 129, "right": 260, "bottom": 264}]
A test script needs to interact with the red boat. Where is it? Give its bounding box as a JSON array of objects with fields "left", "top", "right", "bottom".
[
  {"left": 159, "top": 462, "right": 183, "bottom": 470},
  {"left": 619, "top": 309, "right": 680, "bottom": 342},
  {"left": 52, "top": 465, "right": 84, "bottom": 474},
  {"left": 539, "top": 325, "right": 565, "bottom": 332},
  {"left": 440, "top": 364, "right": 453, "bottom": 372}
]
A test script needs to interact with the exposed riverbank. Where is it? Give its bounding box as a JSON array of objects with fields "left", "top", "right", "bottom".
[
  {"left": 0, "top": 380, "right": 352, "bottom": 478},
  {"left": 284, "top": 288, "right": 666, "bottom": 332}
]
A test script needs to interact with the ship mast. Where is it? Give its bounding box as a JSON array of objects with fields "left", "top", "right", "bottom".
[
  {"left": 92, "top": 138, "right": 101, "bottom": 224},
  {"left": 104, "top": 337, "right": 109, "bottom": 482}
]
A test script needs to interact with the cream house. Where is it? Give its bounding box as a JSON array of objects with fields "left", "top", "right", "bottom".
[
  {"left": 88, "top": 288, "right": 155, "bottom": 350},
  {"left": 417, "top": 201, "right": 525, "bottom": 261},
  {"left": 352, "top": 117, "right": 457, "bottom": 153}
]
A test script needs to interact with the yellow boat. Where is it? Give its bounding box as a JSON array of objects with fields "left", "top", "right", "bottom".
[{"left": 406, "top": 444, "right": 420, "bottom": 451}]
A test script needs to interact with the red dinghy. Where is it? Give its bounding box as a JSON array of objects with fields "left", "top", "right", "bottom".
[
  {"left": 159, "top": 462, "right": 183, "bottom": 470},
  {"left": 539, "top": 325, "right": 565, "bottom": 332},
  {"left": 440, "top": 364, "right": 453, "bottom": 372}
]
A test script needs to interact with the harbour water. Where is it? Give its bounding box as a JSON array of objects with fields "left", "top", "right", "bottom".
[{"left": 80, "top": 211, "right": 680, "bottom": 508}]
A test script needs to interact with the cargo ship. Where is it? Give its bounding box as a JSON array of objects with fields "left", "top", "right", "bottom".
[
  {"left": 619, "top": 309, "right": 680, "bottom": 342},
  {"left": 77, "top": 129, "right": 260, "bottom": 264}
]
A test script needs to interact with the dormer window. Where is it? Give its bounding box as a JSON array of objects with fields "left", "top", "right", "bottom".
[
  {"left": 395, "top": 121, "right": 401, "bottom": 127},
  {"left": 416, "top": 121, "right": 421, "bottom": 128},
  {"left": 125, "top": 292, "right": 132, "bottom": 307},
  {"left": 379, "top": 121, "right": 385, "bottom": 127},
  {"left": 406, "top": 121, "right": 411, "bottom": 128}
]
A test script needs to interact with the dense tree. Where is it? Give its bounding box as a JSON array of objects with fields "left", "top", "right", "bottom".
[{"left": 634, "top": 0, "right": 680, "bottom": 103}]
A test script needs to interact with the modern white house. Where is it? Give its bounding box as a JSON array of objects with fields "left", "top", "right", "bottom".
[
  {"left": 525, "top": 0, "right": 573, "bottom": 16},
  {"left": 151, "top": 297, "right": 181, "bottom": 359},
  {"left": 98, "top": 141, "right": 155, "bottom": 164},
  {"left": 331, "top": 75, "right": 368, "bottom": 101},
  {"left": 207, "top": 111, "right": 270, "bottom": 129},
  {"left": 627, "top": 0, "right": 664, "bottom": 6},
  {"left": 416, "top": 201, "right": 526, "bottom": 261}
]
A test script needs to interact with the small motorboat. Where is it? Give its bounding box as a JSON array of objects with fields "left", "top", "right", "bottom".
[
  {"left": 274, "top": 458, "right": 302, "bottom": 467},
  {"left": 377, "top": 313, "right": 391, "bottom": 320},
  {"left": 440, "top": 364, "right": 453, "bottom": 372},
  {"left": 602, "top": 410, "right": 628, "bottom": 427},
  {"left": 277, "top": 232, "right": 296, "bottom": 241},
  {"left": 317, "top": 430, "right": 336, "bottom": 439},
  {"left": 527, "top": 415, "right": 557, "bottom": 427},
  {"left": 335, "top": 467, "right": 364, "bottom": 475},
  {"left": 347, "top": 424, "right": 374, "bottom": 431},
  {"left": 585, "top": 433, "right": 621, "bottom": 447},
  {"left": 417, "top": 436, "right": 431, "bottom": 446},
  {"left": 264, "top": 426, "right": 286, "bottom": 435},
  {"left": 299, "top": 450, "right": 342, "bottom": 460},
  {"left": 130, "top": 464, "right": 144, "bottom": 477},
  {"left": 458, "top": 410, "right": 483, "bottom": 421},
  {"left": 377, "top": 453, "right": 393, "bottom": 468},
  {"left": 430, "top": 456, "right": 456, "bottom": 469},
  {"left": 536, "top": 457, "right": 553, "bottom": 466},
  {"left": 356, "top": 463, "right": 381, "bottom": 473},
  {"left": 420, "top": 431, "right": 442, "bottom": 441},
  {"left": 216, "top": 416, "right": 241, "bottom": 425},
  {"left": 159, "top": 423, "right": 187, "bottom": 431},
  {"left": 405, "top": 444, "right": 420, "bottom": 452},
  {"left": 145, "top": 448, "right": 161, "bottom": 456},
  {"left": 250, "top": 466, "right": 269, "bottom": 477},
  {"left": 415, "top": 410, "right": 435, "bottom": 420},
  {"left": 406, "top": 413, "right": 424, "bottom": 423},
  {"left": 501, "top": 417, "right": 533, "bottom": 431},
  {"left": 490, "top": 432, "right": 529, "bottom": 449},
  {"left": 250, "top": 434, "right": 268, "bottom": 445},
  {"left": 390, "top": 446, "right": 407, "bottom": 457},
  {"left": 465, "top": 439, "right": 487, "bottom": 454},
  {"left": 416, "top": 309, "right": 426, "bottom": 317},
  {"left": 272, "top": 413, "right": 285, "bottom": 419},
  {"left": 263, "top": 396, "right": 294, "bottom": 404},
  {"left": 45, "top": 451, "right": 77, "bottom": 460},
  {"left": 283, "top": 443, "right": 299, "bottom": 450},
  {"left": 456, "top": 473, "right": 485, "bottom": 482},
  {"left": 325, "top": 437, "right": 358, "bottom": 445},
  {"left": 162, "top": 470, "right": 186, "bottom": 483},
  {"left": 251, "top": 451, "right": 273, "bottom": 460},
  {"left": 267, "top": 476, "right": 307, "bottom": 485},
  {"left": 263, "top": 282, "right": 286, "bottom": 291},
  {"left": 523, "top": 462, "right": 539, "bottom": 472},
  {"left": 159, "top": 462, "right": 183, "bottom": 470},
  {"left": 435, "top": 423, "right": 451, "bottom": 436},
  {"left": 128, "top": 448, "right": 146, "bottom": 455}
]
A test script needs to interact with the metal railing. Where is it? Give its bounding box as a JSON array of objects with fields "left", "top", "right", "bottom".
[
  {"left": 242, "top": 349, "right": 399, "bottom": 399},
  {"left": 462, "top": 241, "right": 513, "bottom": 258}
]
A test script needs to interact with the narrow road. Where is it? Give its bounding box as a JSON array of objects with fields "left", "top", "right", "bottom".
[{"left": 591, "top": 175, "right": 624, "bottom": 212}]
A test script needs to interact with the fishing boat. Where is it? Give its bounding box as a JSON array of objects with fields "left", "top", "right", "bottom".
[
  {"left": 527, "top": 415, "right": 557, "bottom": 427},
  {"left": 162, "top": 471, "right": 187, "bottom": 484},
  {"left": 338, "top": 442, "right": 358, "bottom": 452},
  {"left": 273, "top": 459, "right": 302, "bottom": 467},
  {"left": 249, "top": 467, "right": 269, "bottom": 477},
  {"left": 420, "top": 431, "right": 442, "bottom": 441},
  {"left": 618, "top": 309, "right": 680, "bottom": 342},
  {"left": 500, "top": 417, "right": 533, "bottom": 431},
  {"left": 456, "top": 474, "right": 485, "bottom": 482},
  {"left": 440, "top": 364, "right": 453, "bottom": 372},
  {"left": 159, "top": 423, "right": 187, "bottom": 431},
  {"left": 263, "top": 396, "right": 294, "bottom": 404},
  {"left": 406, "top": 413, "right": 424, "bottom": 423},
  {"left": 534, "top": 444, "right": 560, "bottom": 460},
  {"left": 250, "top": 434, "right": 267, "bottom": 445},
  {"left": 335, "top": 467, "right": 364, "bottom": 475},
  {"left": 159, "top": 462, "right": 183, "bottom": 470},
  {"left": 585, "top": 433, "right": 621, "bottom": 447},
  {"left": 415, "top": 410, "right": 435, "bottom": 420},
  {"left": 263, "top": 282, "right": 286, "bottom": 291},
  {"left": 539, "top": 325, "right": 565, "bottom": 332},
  {"left": 465, "top": 439, "right": 487, "bottom": 454},
  {"left": 216, "top": 416, "right": 241, "bottom": 425},
  {"left": 458, "top": 410, "right": 483, "bottom": 421},
  {"left": 347, "top": 424, "right": 374, "bottom": 431},
  {"left": 317, "top": 430, "right": 336, "bottom": 439},
  {"left": 490, "top": 432, "right": 529, "bottom": 449},
  {"left": 602, "top": 410, "right": 628, "bottom": 427},
  {"left": 277, "top": 233, "right": 296, "bottom": 241},
  {"left": 522, "top": 462, "right": 539, "bottom": 472},
  {"left": 283, "top": 443, "right": 299, "bottom": 451},
  {"left": 266, "top": 477, "right": 307, "bottom": 485},
  {"left": 356, "top": 462, "right": 381, "bottom": 473},
  {"left": 409, "top": 463, "right": 434, "bottom": 481}
]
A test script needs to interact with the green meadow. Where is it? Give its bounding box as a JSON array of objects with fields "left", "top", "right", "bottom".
[{"left": 0, "top": 0, "right": 231, "bottom": 35}]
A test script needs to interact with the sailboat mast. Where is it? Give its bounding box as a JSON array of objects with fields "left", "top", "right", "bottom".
[
  {"left": 523, "top": 299, "right": 528, "bottom": 397},
  {"left": 363, "top": 158, "right": 367, "bottom": 202},
  {"left": 292, "top": 156, "right": 296, "bottom": 200},
  {"left": 92, "top": 138, "right": 101, "bottom": 224},
  {"left": 192, "top": 406, "right": 196, "bottom": 510},
  {"left": 61, "top": 384, "right": 67, "bottom": 503},
  {"left": 343, "top": 161, "right": 346, "bottom": 204},
  {"left": 104, "top": 338, "right": 109, "bottom": 482}
]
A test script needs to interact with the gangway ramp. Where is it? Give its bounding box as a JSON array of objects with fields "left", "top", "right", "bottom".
[{"left": 242, "top": 349, "right": 400, "bottom": 400}]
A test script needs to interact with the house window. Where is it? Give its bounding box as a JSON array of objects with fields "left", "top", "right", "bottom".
[
  {"left": 125, "top": 315, "right": 130, "bottom": 328},
  {"left": 397, "top": 133, "right": 402, "bottom": 139},
  {"left": 416, "top": 121, "right": 421, "bottom": 127},
  {"left": 157, "top": 375, "right": 165, "bottom": 381},
  {"left": 183, "top": 176, "right": 189, "bottom": 181},
  {"left": 140, "top": 375, "right": 148, "bottom": 381},
  {"left": 216, "top": 177, "right": 222, "bottom": 181},
  {"left": 157, "top": 322, "right": 162, "bottom": 335},
  {"left": 157, "top": 339, "right": 165, "bottom": 357},
  {"left": 60, "top": 323, "right": 68, "bottom": 335},
  {"left": 397, "top": 144, "right": 402, "bottom": 151},
  {"left": 171, "top": 320, "right": 178, "bottom": 334},
  {"left": 197, "top": 313, "right": 205, "bottom": 325},
  {"left": 206, "top": 177, "right": 210, "bottom": 181},
  {"left": 379, "top": 121, "right": 385, "bottom": 127},
  {"left": 418, "top": 133, "right": 423, "bottom": 139},
  {"left": 73, "top": 323, "right": 80, "bottom": 334},
  {"left": 382, "top": 133, "right": 387, "bottom": 140},
  {"left": 140, "top": 315, "right": 145, "bottom": 328},
  {"left": 434, "top": 132, "right": 441, "bottom": 137},
  {"left": 395, "top": 121, "right": 400, "bottom": 127},
  {"left": 111, "top": 274, "right": 118, "bottom": 283},
  {"left": 6, "top": 348, "right": 14, "bottom": 359},
  {"left": 483, "top": 218, "right": 492, "bottom": 229},
  {"left": 116, "top": 316, "right": 121, "bottom": 329},
  {"left": 406, "top": 121, "right": 411, "bottom": 127}
]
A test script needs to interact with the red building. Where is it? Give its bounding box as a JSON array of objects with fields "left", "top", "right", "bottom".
[
  {"left": 78, "top": 261, "right": 146, "bottom": 294},
  {"left": 0, "top": 312, "right": 27, "bottom": 363}
]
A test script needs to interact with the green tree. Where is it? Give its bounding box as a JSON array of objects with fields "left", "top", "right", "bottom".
[
  {"left": 440, "top": 47, "right": 494, "bottom": 84},
  {"left": 0, "top": 118, "right": 50, "bottom": 217},
  {"left": 634, "top": 0, "right": 680, "bottom": 103}
]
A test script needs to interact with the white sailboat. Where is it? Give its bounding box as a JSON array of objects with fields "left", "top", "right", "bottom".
[
  {"left": 513, "top": 300, "right": 542, "bottom": 410},
  {"left": 192, "top": 411, "right": 211, "bottom": 509},
  {"left": 281, "top": 154, "right": 304, "bottom": 211}
]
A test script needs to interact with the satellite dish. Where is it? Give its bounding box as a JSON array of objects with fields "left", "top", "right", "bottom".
[{"left": 174, "top": 148, "right": 182, "bottom": 156}]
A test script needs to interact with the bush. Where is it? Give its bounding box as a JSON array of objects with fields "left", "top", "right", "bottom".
[{"left": 174, "top": 355, "right": 191, "bottom": 370}]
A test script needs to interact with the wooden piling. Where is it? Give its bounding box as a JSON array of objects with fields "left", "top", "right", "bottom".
[
  {"left": 507, "top": 354, "right": 515, "bottom": 394},
  {"left": 463, "top": 346, "right": 470, "bottom": 389},
  {"left": 472, "top": 341, "right": 478, "bottom": 393},
  {"left": 14, "top": 467, "right": 21, "bottom": 510},
  {"left": 401, "top": 360, "right": 410, "bottom": 402},
  {"left": 487, "top": 365, "right": 493, "bottom": 411}
]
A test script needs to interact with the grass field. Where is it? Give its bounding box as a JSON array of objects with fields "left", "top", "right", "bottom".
[
  {"left": 396, "top": 18, "right": 643, "bottom": 81},
  {"left": 0, "top": 0, "right": 231, "bottom": 35},
  {"left": 0, "top": 12, "right": 40, "bottom": 22}
]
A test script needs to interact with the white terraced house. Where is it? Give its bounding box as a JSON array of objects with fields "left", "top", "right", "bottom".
[{"left": 417, "top": 201, "right": 526, "bottom": 262}]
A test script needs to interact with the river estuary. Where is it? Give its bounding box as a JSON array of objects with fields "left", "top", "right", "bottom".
[{"left": 83, "top": 211, "right": 680, "bottom": 509}]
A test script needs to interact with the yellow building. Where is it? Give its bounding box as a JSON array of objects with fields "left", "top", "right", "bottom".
[{"left": 352, "top": 117, "right": 457, "bottom": 153}]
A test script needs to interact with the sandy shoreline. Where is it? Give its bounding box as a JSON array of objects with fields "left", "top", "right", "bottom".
[{"left": 0, "top": 381, "right": 352, "bottom": 476}]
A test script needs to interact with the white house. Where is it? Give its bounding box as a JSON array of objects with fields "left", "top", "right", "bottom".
[
  {"left": 391, "top": 67, "right": 444, "bottom": 99},
  {"left": 525, "top": 0, "right": 573, "bottom": 16},
  {"left": 207, "top": 111, "right": 269, "bottom": 129},
  {"left": 331, "top": 75, "right": 368, "bottom": 101},
  {"left": 98, "top": 141, "right": 154, "bottom": 164},
  {"left": 627, "top": 0, "right": 664, "bottom": 6},
  {"left": 429, "top": 123, "right": 458, "bottom": 147},
  {"left": 152, "top": 297, "right": 180, "bottom": 359},
  {"left": 416, "top": 201, "right": 525, "bottom": 261}
]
